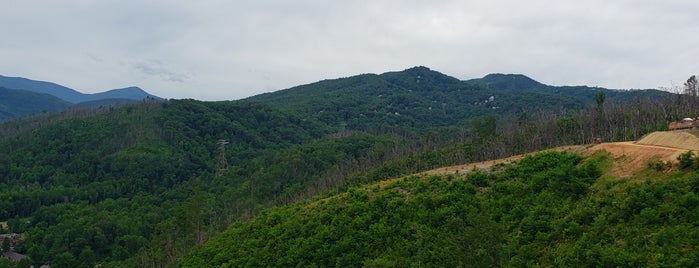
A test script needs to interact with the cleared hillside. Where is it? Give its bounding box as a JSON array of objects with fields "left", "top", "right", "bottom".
[
  {"left": 635, "top": 130, "right": 699, "bottom": 150},
  {"left": 429, "top": 131, "right": 697, "bottom": 178}
]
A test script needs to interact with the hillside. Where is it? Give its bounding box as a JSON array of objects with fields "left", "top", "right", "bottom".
[
  {"left": 246, "top": 67, "right": 670, "bottom": 131},
  {"left": 428, "top": 131, "right": 695, "bottom": 178},
  {"left": 0, "top": 87, "right": 71, "bottom": 121},
  {"left": 181, "top": 134, "right": 699, "bottom": 267},
  {"left": 0, "top": 100, "right": 417, "bottom": 267}
]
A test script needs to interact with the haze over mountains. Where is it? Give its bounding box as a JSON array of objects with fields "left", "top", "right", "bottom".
[{"left": 0, "top": 75, "right": 159, "bottom": 120}]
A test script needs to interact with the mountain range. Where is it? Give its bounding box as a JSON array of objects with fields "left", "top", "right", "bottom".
[
  {"left": 0, "top": 75, "right": 159, "bottom": 120},
  {"left": 245, "top": 66, "right": 668, "bottom": 130},
  {"left": 1, "top": 67, "right": 668, "bottom": 122},
  {"left": 0, "top": 66, "right": 687, "bottom": 267}
]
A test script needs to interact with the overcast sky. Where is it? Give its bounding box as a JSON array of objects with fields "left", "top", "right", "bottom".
[{"left": 2, "top": 1, "right": 698, "bottom": 101}]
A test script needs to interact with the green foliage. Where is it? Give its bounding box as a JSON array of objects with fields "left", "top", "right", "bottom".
[
  {"left": 648, "top": 160, "right": 672, "bottom": 172},
  {"left": 184, "top": 150, "right": 699, "bottom": 267},
  {"left": 471, "top": 115, "right": 497, "bottom": 139},
  {"left": 594, "top": 91, "right": 606, "bottom": 107},
  {"left": 0, "top": 99, "right": 422, "bottom": 266},
  {"left": 678, "top": 151, "right": 695, "bottom": 169},
  {"left": 181, "top": 151, "right": 612, "bottom": 267},
  {"left": 1, "top": 237, "right": 9, "bottom": 252},
  {"left": 0, "top": 100, "right": 333, "bottom": 265}
]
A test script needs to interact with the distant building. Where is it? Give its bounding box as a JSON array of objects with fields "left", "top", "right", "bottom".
[{"left": 669, "top": 117, "right": 699, "bottom": 131}]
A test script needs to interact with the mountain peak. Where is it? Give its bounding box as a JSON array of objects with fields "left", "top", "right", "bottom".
[
  {"left": 396, "top": 66, "right": 454, "bottom": 79},
  {"left": 88, "top": 86, "right": 160, "bottom": 102},
  {"left": 379, "top": 66, "right": 461, "bottom": 90},
  {"left": 403, "top": 65, "right": 433, "bottom": 73},
  {"left": 468, "top": 73, "right": 544, "bottom": 91}
]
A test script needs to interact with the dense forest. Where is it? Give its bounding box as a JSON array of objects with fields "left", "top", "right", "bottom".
[
  {"left": 0, "top": 67, "right": 697, "bottom": 267},
  {"left": 180, "top": 151, "right": 699, "bottom": 267}
]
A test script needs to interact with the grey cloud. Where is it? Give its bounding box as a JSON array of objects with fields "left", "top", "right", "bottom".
[
  {"left": 1, "top": 1, "right": 698, "bottom": 100},
  {"left": 131, "top": 60, "right": 189, "bottom": 83}
]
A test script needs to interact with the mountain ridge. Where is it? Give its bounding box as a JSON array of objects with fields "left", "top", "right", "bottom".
[
  {"left": 0, "top": 75, "right": 161, "bottom": 121},
  {"left": 245, "top": 66, "right": 669, "bottom": 130},
  {"left": 0, "top": 75, "right": 160, "bottom": 103},
  {"left": 0, "top": 87, "right": 72, "bottom": 120}
]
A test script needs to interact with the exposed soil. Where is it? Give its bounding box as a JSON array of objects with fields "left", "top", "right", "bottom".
[
  {"left": 635, "top": 130, "right": 699, "bottom": 150},
  {"left": 586, "top": 142, "right": 684, "bottom": 178},
  {"left": 425, "top": 131, "right": 699, "bottom": 178}
]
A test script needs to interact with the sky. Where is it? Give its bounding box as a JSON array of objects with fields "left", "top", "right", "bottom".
[{"left": 2, "top": 1, "right": 698, "bottom": 101}]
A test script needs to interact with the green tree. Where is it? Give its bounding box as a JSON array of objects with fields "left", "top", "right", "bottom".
[
  {"left": 77, "top": 247, "right": 96, "bottom": 268},
  {"left": 472, "top": 116, "right": 497, "bottom": 139},
  {"left": 0, "top": 258, "right": 13, "bottom": 268},
  {"left": 53, "top": 252, "right": 76, "bottom": 268},
  {"left": 678, "top": 151, "right": 694, "bottom": 169},
  {"left": 594, "top": 91, "right": 606, "bottom": 107},
  {"left": 16, "top": 257, "right": 33, "bottom": 268},
  {"left": 1, "top": 238, "right": 9, "bottom": 252}
]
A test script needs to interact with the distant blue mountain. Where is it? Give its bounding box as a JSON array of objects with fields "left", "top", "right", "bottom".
[
  {"left": 0, "top": 75, "right": 160, "bottom": 103},
  {"left": 89, "top": 86, "right": 157, "bottom": 101},
  {"left": 0, "top": 87, "right": 72, "bottom": 120},
  {"left": 0, "top": 75, "right": 161, "bottom": 121}
]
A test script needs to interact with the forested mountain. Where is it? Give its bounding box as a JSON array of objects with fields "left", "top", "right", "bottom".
[
  {"left": 466, "top": 73, "right": 668, "bottom": 105},
  {"left": 1, "top": 100, "right": 407, "bottom": 267},
  {"left": 246, "top": 66, "right": 671, "bottom": 130},
  {"left": 0, "top": 87, "right": 71, "bottom": 120},
  {"left": 0, "top": 67, "right": 693, "bottom": 267}
]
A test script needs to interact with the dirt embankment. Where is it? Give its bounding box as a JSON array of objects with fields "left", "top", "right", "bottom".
[
  {"left": 635, "top": 131, "right": 699, "bottom": 150},
  {"left": 426, "top": 131, "right": 699, "bottom": 178}
]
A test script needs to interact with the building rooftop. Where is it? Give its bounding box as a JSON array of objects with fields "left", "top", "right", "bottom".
[{"left": 2, "top": 250, "right": 28, "bottom": 261}]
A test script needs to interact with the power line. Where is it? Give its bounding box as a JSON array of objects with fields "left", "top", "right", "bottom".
[{"left": 216, "top": 139, "right": 229, "bottom": 177}]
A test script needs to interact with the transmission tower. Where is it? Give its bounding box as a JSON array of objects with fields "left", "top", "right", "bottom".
[{"left": 216, "top": 139, "right": 229, "bottom": 177}]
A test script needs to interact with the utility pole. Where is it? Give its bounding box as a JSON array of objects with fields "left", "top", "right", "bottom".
[{"left": 216, "top": 139, "right": 229, "bottom": 177}]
